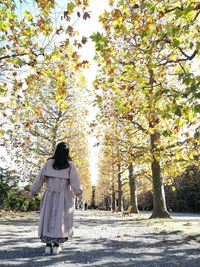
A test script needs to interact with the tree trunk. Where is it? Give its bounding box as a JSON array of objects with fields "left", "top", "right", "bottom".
[
  {"left": 104, "top": 196, "right": 110, "bottom": 210},
  {"left": 91, "top": 186, "right": 96, "bottom": 208},
  {"left": 117, "top": 163, "right": 122, "bottom": 212},
  {"left": 111, "top": 182, "right": 116, "bottom": 212},
  {"left": 75, "top": 197, "right": 78, "bottom": 210},
  {"left": 147, "top": 68, "right": 170, "bottom": 218},
  {"left": 128, "top": 163, "right": 139, "bottom": 213},
  {"left": 150, "top": 132, "right": 170, "bottom": 218}
]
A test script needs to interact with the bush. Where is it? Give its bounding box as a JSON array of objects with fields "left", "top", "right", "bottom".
[
  {"left": 165, "top": 165, "right": 200, "bottom": 212},
  {"left": 0, "top": 166, "right": 41, "bottom": 211},
  {"left": 1, "top": 187, "right": 41, "bottom": 211},
  {"left": 0, "top": 183, "right": 9, "bottom": 208},
  {"left": 137, "top": 190, "right": 153, "bottom": 211}
]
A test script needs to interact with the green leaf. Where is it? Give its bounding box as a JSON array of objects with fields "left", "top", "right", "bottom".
[
  {"left": 108, "top": 78, "right": 114, "bottom": 83},
  {"left": 194, "top": 104, "right": 200, "bottom": 113},
  {"left": 173, "top": 105, "right": 182, "bottom": 116},
  {"left": 67, "top": 2, "right": 75, "bottom": 15},
  {"left": 172, "top": 39, "right": 180, "bottom": 47},
  {"left": 162, "top": 130, "right": 172, "bottom": 137},
  {"left": 184, "top": 76, "right": 192, "bottom": 85},
  {"left": 97, "top": 95, "right": 103, "bottom": 106}
]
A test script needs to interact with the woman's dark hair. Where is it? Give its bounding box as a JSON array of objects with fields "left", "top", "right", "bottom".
[{"left": 51, "top": 142, "right": 71, "bottom": 170}]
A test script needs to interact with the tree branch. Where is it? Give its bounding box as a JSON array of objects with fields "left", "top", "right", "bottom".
[
  {"left": 131, "top": 121, "right": 148, "bottom": 134},
  {"left": 0, "top": 50, "right": 44, "bottom": 63},
  {"left": 165, "top": 6, "right": 183, "bottom": 14},
  {"left": 157, "top": 49, "right": 198, "bottom": 66}
]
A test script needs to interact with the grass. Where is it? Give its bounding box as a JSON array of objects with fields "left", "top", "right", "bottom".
[
  {"left": 151, "top": 219, "right": 200, "bottom": 242},
  {"left": 0, "top": 209, "right": 39, "bottom": 220},
  {"left": 98, "top": 210, "right": 200, "bottom": 243},
  {"left": 128, "top": 212, "right": 200, "bottom": 243}
]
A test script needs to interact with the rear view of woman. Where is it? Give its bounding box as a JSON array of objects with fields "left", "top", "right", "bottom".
[{"left": 29, "top": 142, "right": 82, "bottom": 255}]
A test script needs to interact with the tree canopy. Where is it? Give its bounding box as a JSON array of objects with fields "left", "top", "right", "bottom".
[
  {"left": 0, "top": 0, "right": 199, "bottom": 216},
  {"left": 92, "top": 0, "right": 200, "bottom": 217}
]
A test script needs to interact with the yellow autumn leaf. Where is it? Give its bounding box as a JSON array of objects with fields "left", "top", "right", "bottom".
[
  {"left": 171, "top": 186, "right": 176, "bottom": 192},
  {"left": 34, "top": 106, "right": 43, "bottom": 117},
  {"left": 196, "top": 75, "right": 200, "bottom": 81},
  {"left": 146, "top": 16, "right": 153, "bottom": 24},
  {"left": 24, "top": 119, "right": 33, "bottom": 127},
  {"left": 112, "top": 9, "right": 122, "bottom": 19},
  {"left": 83, "top": 0, "right": 90, "bottom": 7},
  {"left": 0, "top": 129, "right": 5, "bottom": 137},
  {"left": 56, "top": 86, "right": 66, "bottom": 97},
  {"left": 74, "top": 0, "right": 81, "bottom": 5},
  {"left": 24, "top": 11, "right": 33, "bottom": 21},
  {"left": 66, "top": 26, "right": 74, "bottom": 36},
  {"left": 67, "top": 3, "right": 75, "bottom": 15}
]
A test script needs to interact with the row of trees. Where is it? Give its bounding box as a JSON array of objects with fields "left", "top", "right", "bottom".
[
  {"left": 0, "top": 0, "right": 92, "bottom": 204},
  {"left": 0, "top": 0, "right": 199, "bottom": 217},
  {"left": 96, "top": 163, "right": 200, "bottom": 213},
  {"left": 92, "top": 0, "right": 200, "bottom": 218}
]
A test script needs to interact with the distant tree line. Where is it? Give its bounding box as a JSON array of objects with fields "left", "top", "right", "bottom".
[{"left": 97, "top": 165, "right": 200, "bottom": 213}]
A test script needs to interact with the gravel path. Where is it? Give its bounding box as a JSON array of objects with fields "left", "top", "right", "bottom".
[{"left": 0, "top": 210, "right": 200, "bottom": 267}]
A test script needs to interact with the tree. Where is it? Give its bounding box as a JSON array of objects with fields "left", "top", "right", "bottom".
[
  {"left": 92, "top": 0, "right": 200, "bottom": 218},
  {"left": 0, "top": 0, "right": 92, "bottom": 202},
  {"left": 0, "top": 0, "right": 90, "bottom": 73},
  {"left": 3, "top": 45, "right": 91, "bottom": 200},
  {"left": 0, "top": 0, "right": 90, "bottom": 135}
]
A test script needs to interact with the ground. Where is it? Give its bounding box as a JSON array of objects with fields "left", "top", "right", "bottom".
[{"left": 0, "top": 210, "right": 200, "bottom": 267}]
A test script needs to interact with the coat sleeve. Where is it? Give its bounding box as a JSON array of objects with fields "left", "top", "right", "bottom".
[
  {"left": 30, "top": 162, "right": 47, "bottom": 194},
  {"left": 70, "top": 162, "right": 83, "bottom": 197}
]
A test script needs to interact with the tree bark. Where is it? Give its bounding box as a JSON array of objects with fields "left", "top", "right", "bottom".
[
  {"left": 75, "top": 197, "right": 78, "bottom": 210},
  {"left": 148, "top": 68, "right": 170, "bottom": 219},
  {"left": 150, "top": 131, "right": 170, "bottom": 218},
  {"left": 128, "top": 163, "right": 139, "bottom": 213},
  {"left": 111, "top": 182, "right": 116, "bottom": 212},
  {"left": 117, "top": 163, "right": 123, "bottom": 211},
  {"left": 91, "top": 186, "right": 96, "bottom": 208}
]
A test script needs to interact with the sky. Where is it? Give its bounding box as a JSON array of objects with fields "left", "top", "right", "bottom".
[{"left": 74, "top": 0, "right": 110, "bottom": 186}]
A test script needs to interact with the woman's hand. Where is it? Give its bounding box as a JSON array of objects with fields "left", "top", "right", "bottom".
[
  {"left": 77, "top": 193, "right": 82, "bottom": 202},
  {"left": 19, "top": 189, "right": 29, "bottom": 197},
  {"left": 28, "top": 191, "right": 34, "bottom": 200}
]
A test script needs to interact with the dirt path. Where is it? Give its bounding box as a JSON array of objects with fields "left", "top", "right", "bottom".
[{"left": 0, "top": 210, "right": 200, "bottom": 267}]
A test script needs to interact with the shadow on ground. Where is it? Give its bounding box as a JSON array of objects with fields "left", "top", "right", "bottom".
[{"left": 0, "top": 212, "right": 200, "bottom": 267}]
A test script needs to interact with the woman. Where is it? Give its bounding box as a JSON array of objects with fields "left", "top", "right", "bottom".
[{"left": 29, "top": 142, "right": 82, "bottom": 255}]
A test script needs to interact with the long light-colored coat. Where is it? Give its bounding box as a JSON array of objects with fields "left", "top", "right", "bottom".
[{"left": 30, "top": 159, "right": 82, "bottom": 239}]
